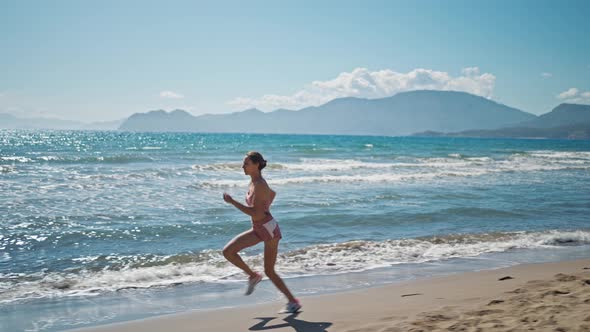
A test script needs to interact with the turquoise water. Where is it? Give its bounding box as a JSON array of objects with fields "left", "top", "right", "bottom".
[{"left": 1, "top": 130, "right": 590, "bottom": 331}]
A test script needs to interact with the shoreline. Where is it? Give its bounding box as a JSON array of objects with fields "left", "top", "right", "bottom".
[{"left": 69, "top": 258, "right": 590, "bottom": 332}]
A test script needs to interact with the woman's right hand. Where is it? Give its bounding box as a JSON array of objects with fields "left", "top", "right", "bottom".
[{"left": 223, "top": 193, "right": 234, "bottom": 204}]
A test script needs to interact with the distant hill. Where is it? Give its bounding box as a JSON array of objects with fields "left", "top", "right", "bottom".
[
  {"left": 512, "top": 103, "right": 590, "bottom": 128},
  {"left": 413, "top": 103, "right": 590, "bottom": 140},
  {"left": 0, "top": 113, "right": 83, "bottom": 129},
  {"left": 0, "top": 114, "right": 123, "bottom": 130},
  {"left": 119, "top": 90, "right": 536, "bottom": 135},
  {"left": 119, "top": 110, "right": 196, "bottom": 132}
]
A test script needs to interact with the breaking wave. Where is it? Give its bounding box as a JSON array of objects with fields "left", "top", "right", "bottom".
[{"left": 2, "top": 229, "right": 588, "bottom": 304}]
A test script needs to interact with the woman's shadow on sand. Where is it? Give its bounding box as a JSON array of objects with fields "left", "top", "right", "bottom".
[{"left": 249, "top": 313, "right": 332, "bottom": 332}]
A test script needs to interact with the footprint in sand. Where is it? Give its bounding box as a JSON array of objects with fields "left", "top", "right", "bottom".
[
  {"left": 379, "top": 315, "right": 408, "bottom": 322},
  {"left": 541, "top": 290, "right": 571, "bottom": 297},
  {"left": 466, "top": 309, "right": 504, "bottom": 316},
  {"left": 422, "top": 314, "right": 453, "bottom": 322},
  {"left": 554, "top": 273, "right": 578, "bottom": 282},
  {"left": 506, "top": 287, "right": 527, "bottom": 294}
]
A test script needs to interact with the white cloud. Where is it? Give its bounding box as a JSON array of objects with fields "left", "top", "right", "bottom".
[
  {"left": 557, "top": 87, "right": 590, "bottom": 104},
  {"left": 159, "top": 91, "right": 184, "bottom": 99},
  {"left": 558, "top": 88, "right": 579, "bottom": 99},
  {"left": 541, "top": 72, "right": 552, "bottom": 78},
  {"left": 227, "top": 67, "right": 496, "bottom": 111}
]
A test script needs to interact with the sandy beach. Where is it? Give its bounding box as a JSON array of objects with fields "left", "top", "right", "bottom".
[{"left": 69, "top": 258, "right": 590, "bottom": 332}]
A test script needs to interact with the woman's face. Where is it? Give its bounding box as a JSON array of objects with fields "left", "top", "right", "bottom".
[{"left": 242, "top": 156, "right": 258, "bottom": 175}]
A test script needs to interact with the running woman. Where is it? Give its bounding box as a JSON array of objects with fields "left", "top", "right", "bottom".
[{"left": 222, "top": 151, "right": 301, "bottom": 313}]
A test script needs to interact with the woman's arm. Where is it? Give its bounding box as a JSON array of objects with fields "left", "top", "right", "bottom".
[
  {"left": 227, "top": 196, "right": 256, "bottom": 217},
  {"left": 223, "top": 183, "right": 267, "bottom": 218}
]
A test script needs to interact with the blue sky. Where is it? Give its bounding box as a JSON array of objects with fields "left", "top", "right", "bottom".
[{"left": 1, "top": 0, "right": 589, "bottom": 122}]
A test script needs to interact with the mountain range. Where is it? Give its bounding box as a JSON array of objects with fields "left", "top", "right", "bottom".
[
  {"left": 119, "top": 91, "right": 535, "bottom": 136},
  {"left": 0, "top": 113, "right": 123, "bottom": 130},
  {"left": 413, "top": 103, "right": 590, "bottom": 139},
  {"left": 2, "top": 90, "right": 590, "bottom": 139}
]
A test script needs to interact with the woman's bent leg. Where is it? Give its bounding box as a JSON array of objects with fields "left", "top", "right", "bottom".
[
  {"left": 263, "top": 239, "right": 296, "bottom": 303},
  {"left": 223, "top": 229, "right": 262, "bottom": 278}
]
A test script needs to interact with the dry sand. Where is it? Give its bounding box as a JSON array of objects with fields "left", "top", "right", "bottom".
[{"left": 71, "top": 258, "right": 590, "bottom": 332}]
